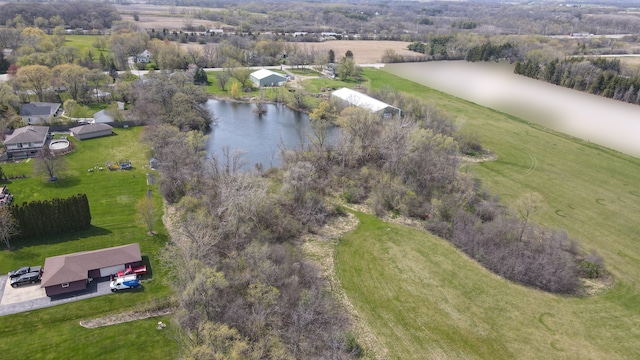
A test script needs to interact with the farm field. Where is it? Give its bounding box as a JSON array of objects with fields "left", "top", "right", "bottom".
[
  {"left": 0, "top": 127, "right": 177, "bottom": 359},
  {"left": 334, "top": 69, "right": 640, "bottom": 358},
  {"left": 385, "top": 61, "right": 640, "bottom": 157}
]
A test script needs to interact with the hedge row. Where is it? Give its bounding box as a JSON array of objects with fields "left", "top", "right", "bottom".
[{"left": 10, "top": 194, "right": 91, "bottom": 240}]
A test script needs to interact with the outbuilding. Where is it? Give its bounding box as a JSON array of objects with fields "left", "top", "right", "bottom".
[
  {"left": 331, "top": 87, "right": 402, "bottom": 118},
  {"left": 70, "top": 123, "right": 113, "bottom": 140},
  {"left": 250, "top": 69, "right": 287, "bottom": 87},
  {"left": 41, "top": 243, "right": 143, "bottom": 297}
]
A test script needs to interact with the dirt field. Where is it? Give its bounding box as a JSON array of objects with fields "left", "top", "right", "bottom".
[
  {"left": 296, "top": 40, "right": 415, "bottom": 64},
  {"left": 179, "top": 40, "right": 414, "bottom": 65}
]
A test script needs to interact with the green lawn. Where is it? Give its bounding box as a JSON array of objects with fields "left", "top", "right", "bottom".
[
  {"left": 335, "top": 69, "right": 640, "bottom": 359},
  {"left": 62, "top": 34, "right": 109, "bottom": 61},
  {"left": 0, "top": 127, "right": 178, "bottom": 358}
]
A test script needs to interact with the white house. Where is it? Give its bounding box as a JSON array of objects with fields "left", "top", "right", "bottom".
[
  {"left": 250, "top": 69, "right": 287, "bottom": 87},
  {"left": 331, "top": 88, "right": 402, "bottom": 118},
  {"left": 136, "top": 50, "right": 152, "bottom": 63},
  {"left": 19, "top": 102, "right": 62, "bottom": 125},
  {"left": 2, "top": 125, "right": 49, "bottom": 159}
]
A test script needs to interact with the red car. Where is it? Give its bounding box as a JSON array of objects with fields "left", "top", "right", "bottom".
[{"left": 117, "top": 264, "right": 147, "bottom": 277}]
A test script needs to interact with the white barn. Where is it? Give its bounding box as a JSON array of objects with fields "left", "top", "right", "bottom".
[{"left": 331, "top": 88, "right": 402, "bottom": 118}]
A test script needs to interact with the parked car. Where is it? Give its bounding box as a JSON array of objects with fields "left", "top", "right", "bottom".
[
  {"left": 117, "top": 264, "right": 147, "bottom": 277},
  {"left": 110, "top": 274, "right": 140, "bottom": 292},
  {"left": 8, "top": 265, "right": 42, "bottom": 278},
  {"left": 10, "top": 271, "right": 42, "bottom": 287}
]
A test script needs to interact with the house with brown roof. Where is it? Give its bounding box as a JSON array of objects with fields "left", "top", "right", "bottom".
[
  {"left": 41, "top": 243, "right": 142, "bottom": 297},
  {"left": 2, "top": 125, "right": 49, "bottom": 160},
  {"left": 70, "top": 123, "right": 113, "bottom": 140}
]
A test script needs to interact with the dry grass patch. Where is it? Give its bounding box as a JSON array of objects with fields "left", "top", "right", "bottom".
[{"left": 298, "top": 40, "right": 417, "bottom": 64}]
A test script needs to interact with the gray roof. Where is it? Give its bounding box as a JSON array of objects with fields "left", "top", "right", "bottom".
[
  {"left": 70, "top": 123, "right": 113, "bottom": 135},
  {"left": 3, "top": 125, "right": 49, "bottom": 145},
  {"left": 19, "top": 102, "right": 61, "bottom": 117},
  {"left": 93, "top": 109, "right": 113, "bottom": 123},
  {"left": 41, "top": 243, "right": 142, "bottom": 287}
]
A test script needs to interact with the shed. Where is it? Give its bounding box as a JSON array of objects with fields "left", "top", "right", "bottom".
[
  {"left": 41, "top": 243, "right": 142, "bottom": 297},
  {"left": 250, "top": 69, "right": 287, "bottom": 87},
  {"left": 93, "top": 109, "right": 114, "bottom": 123},
  {"left": 331, "top": 88, "right": 402, "bottom": 118},
  {"left": 70, "top": 123, "right": 113, "bottom": 140}
]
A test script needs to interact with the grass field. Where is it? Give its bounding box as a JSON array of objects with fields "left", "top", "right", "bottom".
[
  {"left": 334, "top": 69, "right": 640, "bottom": 358},
  {"left": 61, "top": 35, "right": 109, "bottom": 61},
  {"left": 0, "top": 127, "right": 178, "bottom": 359}
]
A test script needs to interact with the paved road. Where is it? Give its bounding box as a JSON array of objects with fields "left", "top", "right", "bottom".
[{"left": 0, "top": 275, "right": 114, "bottom": 317}]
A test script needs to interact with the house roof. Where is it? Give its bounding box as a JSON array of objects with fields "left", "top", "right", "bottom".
[
  {"left": 93, "top": 109, "right": 114, "bottom": 123},
  {"left": 19, "top": 102, "right": 61, "bottom": 117},
  {"left": 251, "top": 68, "right": 287, "bottom": 81},
  {"left": 331, "top": 88, "right": 397, "bottom": 113},
  {"left": 3, "top": 125, "right": 49, "bottom": 145},
  {"left": 41, "top": 243, "right": 142, "bottom": 287},
  {"left": 70, "top": 123, "right": 113, "bottom": 135}
]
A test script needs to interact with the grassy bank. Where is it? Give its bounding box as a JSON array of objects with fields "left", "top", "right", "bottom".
[
  {"left": 334, "top": 69, "right": 640, "bottom": 358},
  {"left": 0, "top": 127, "right": 177, "bottom": 359}
]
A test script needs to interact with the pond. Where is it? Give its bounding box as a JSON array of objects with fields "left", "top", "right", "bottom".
[
  {"left": 385, "top": 61, "right": 640, "bottom": 158},
  {"left": 205, "top": 99, "right": 336, "bottom": 169}
]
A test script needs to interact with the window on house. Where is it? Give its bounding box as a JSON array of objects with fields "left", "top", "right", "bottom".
[
  {"left": 17, "top": 143, "right": 22, "bottom": 148},
  {"left": 62, "top": 283, "right": 69, "bottom": 288}
]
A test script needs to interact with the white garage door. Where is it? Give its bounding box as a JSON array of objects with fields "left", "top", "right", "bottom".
[{"left": 100, "top": 264, "right": 126, "bottom": 277}]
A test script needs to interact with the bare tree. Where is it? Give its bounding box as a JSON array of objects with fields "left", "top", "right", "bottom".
[
  {"left": 136, "top": 196, "right": 156, "bottom": 235},
  {"left": 515, "top": 192, "right": 543, "bottom": 241},
  {"left": 34, "top": 145, "right": 66, "bottom": 181},
  {"left": 0, "top": 206, "right": 19, "bottom": 250}
]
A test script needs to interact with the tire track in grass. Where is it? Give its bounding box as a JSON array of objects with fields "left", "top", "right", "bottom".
[{"left": 517, "top": 151, "right": 537, "bottom": 178}]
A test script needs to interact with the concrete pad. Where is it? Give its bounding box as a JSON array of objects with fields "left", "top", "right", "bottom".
[{"left": 0, "top": 277, "right": 46, "bottom": 305}]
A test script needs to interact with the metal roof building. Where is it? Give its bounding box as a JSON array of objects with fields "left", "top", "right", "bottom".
[
  {"left": 250, "top": 69, "right": 287, "bottom": 87},
  {"left": 331, "top": 88, "right": 402, "bottom": 118}
]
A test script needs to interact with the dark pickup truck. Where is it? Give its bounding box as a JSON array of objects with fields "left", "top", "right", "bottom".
[{"left": 8, "top": 266, "right": 42, "bottom": 278}]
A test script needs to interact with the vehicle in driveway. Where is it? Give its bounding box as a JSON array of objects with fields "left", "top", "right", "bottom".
[
  {"left": 110, "top": 275, "right": 140, "bottom": 292},
  {"left": 11, "top": 271, "right": 42, "bottom": 287},
  {"left": 116, "top": 264, "right": 147, "bottom": 277},
  {"left": 8, "top": 266, "right": 42, "bottom": 278}
]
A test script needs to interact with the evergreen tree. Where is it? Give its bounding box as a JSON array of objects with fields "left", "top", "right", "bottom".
[
  {"left": 193, "top": 67, "right": 208, "bottom": 85},
  {"left": 328, "top": 49, "right": 335, "bottom": 63},
  {"left": 0, "top": 51, "right": 9, "bottom": 74}
]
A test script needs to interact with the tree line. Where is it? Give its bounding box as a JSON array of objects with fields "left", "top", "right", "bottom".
[
  {"left": 0, "top": 2, "right": 120, "bottom": 31},
  {"left": 514, "top": 56, "right": 640, "bottom": 105},
  {"left": 8, "top": 194, "right": 91, "bottom": 242}
]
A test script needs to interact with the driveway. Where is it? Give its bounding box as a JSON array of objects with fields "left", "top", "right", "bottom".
[{"left": 0, "top": 275, "right": 114, "bottom": 316}]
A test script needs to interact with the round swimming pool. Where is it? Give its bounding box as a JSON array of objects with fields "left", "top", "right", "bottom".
[{"left": 49, "top": 139, "right": 70, "bottom": 151}]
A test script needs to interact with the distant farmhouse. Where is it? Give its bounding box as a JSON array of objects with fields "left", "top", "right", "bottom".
[
  {"left": 2, "top": 125, "right": 49, "bottom": 160},
  {"left": 331, "top": 88, "right": 402, "bottom": 118},
  {"left": 70, "top": 123, "right": 113, "bottom": 140},
  {"left": 136, "top": 50, "right": 152, "bottom": 63},
  {"left": 250, "top": 69, "right": 287, "bottom": 87},
  {"left": 19, "top": 102, "right": 62, "bottom": 125}
]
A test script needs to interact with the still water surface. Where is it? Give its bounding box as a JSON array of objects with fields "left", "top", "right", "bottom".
[{"left": 205, "top": 99, "right": 334, "bottom": 169}]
